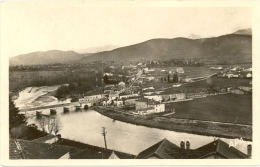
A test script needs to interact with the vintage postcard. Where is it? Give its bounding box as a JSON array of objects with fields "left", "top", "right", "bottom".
[{"left": 0, "top": 0, "right": 260, "bottom": 166}]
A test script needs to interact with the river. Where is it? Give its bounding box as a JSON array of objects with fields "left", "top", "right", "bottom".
[{"left": 17, "top": 86, "right": 251, "bottom": 155}]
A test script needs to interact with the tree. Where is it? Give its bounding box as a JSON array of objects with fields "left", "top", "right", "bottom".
[
  {"left": 39, "top": 117, "right": 46, "bottom": 132},
  {"left": 173, "top": 73, "right": 179, "bottom": 83},
  {"left": 52, "top": 118, "right": 61, "bottom": 136},
  {"left": 9, "top": 98, "right": 26, "bottom": 131}
]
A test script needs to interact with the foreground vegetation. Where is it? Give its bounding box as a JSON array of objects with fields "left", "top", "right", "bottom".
[{"left": 9, "top": 98, "right": 47, "bottom": 140}]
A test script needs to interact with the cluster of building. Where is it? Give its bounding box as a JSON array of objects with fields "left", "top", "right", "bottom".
[
  {"left": 78, "top": 88, "right": 188, "bottom": 115},
  {"left": 76, "top": 63, "right": 253, "bottom": 116},
  {"left": 10, "top": 135, "right": 251, "bottom": 159},
  {"left": 215, "top": 66, "right": 252, "bottom": 79},
  {"left": 104, "top": 62, "right": 185, "bottom": 87}
]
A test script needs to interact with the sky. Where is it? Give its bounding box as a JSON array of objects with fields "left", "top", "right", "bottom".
[{"left": 0, "top": 0, "right": 251, "bottom": 58}]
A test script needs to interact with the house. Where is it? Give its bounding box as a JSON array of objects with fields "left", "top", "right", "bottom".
[
  {"left": 143, "top": 67, "right": 149, "bottom": 73},
  {"left": 136, "top": 139, "right": 195, "bottom": 159},
  {"left": 226, "top": 74, "right": 234, "bottom": 78},
  {"left": 135, "top": 138, "right": 250, "bottom": 159},
  {"left": 176, "top": 67, "right": 185, "bottom": 74},
  {"left": 246, "top": 73, "right": 252, "bottom": 78},
  {"left": 238, "top": 86, "right": 252, "bottom": 92},
  {"left": 79, "top": 94, "right": 105, "bottom": 104},
  {"left": 124, "top": 98, "right": 138, "bottom": 105},
  {"left": 244, "top": 68, "right": 252, "bottom": 72},
  {"left": 31, "top": 134, "right": 58, "bottom": 144},
  {"left": 145, "top": 76, "right": 155, "bottom": 81},
  {"left": 135, "top": 100, "right": 159, "bottom": 110},
  {"left": 154, "top": 103, "right": 165, "bottom": 113},
  {"left": 108, "top": 92, "right": 120, "bottom": 101},
  {"left": 194, "top": 139, "right": 248, "bottom": 159},
  {"left": 135, "top": 99, "right": 165, "bottom": 114},
  {"left": 144, "top": 95, "right": 163, "bottom": 102},
  {"left": 161, "top": 93, "right": 186, "bottom": 101},
  {"left": 69, "top": 146, "right": 135, "bottom": 159},
  {"left": 119, "top": 93, "right": 139, "bottom": 99},
  {"left": 114, "top": 100, "right": 124, "bottom": 107},
  {"left": 142, "top": 87, "right": 155, "bottom": 91},
  {"left": 9, "top": 139, "right": 77, "bottom": 159},
  {"left": 143, "top": 92, "right": 154, "bottom": 95},
  {"left": 230, "top": 89, "right": 244, "bottom": 95},
  {"left": 135, "top": 107, "right": 155, "bottom": 115},
  {"left": 118, "top": 81, "right": 126, "bottom": 88},
  {"left": 172, "top": 93, "right": 186, "bottom": 100},
  {"left": 10, "top": 136, "right": 136, "bottom": 159}
]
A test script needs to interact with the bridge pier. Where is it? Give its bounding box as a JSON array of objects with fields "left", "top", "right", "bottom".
[
  {"left": 50, "top": 109, "right": 57, "bottom": 115},
  {"left": 75, "top": 105, "right": 81, "bottom": 111},
  {"left": 84, "top": 104, "right": 89, "bottom": 110},
  {"left": 63, "top": 107, "right": 70, "bottom": 114},
  {"left": 36, "top": 111, "right": 42, "bottom": 119}
]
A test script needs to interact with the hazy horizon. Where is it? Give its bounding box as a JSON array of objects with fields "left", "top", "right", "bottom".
[
  {"left": 9, "top": 28, "right": 251, "bottom": 58},
  {"left": 1, "top": 0, "right": 251, "bottom": 58}
]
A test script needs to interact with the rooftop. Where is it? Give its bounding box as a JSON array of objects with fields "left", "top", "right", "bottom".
[
  {"left": 9, "top": 139, "right": 78, "bottom": 159},
  {"left": 31, "top": 134, "right": 57, "bottom": 143},
  {"left": 136, "top": 138, "right": 190, "bottom": 159},
  {"left": 56, "top": 138, "right": 135, "bottom": 159},
  {"left": 136, "top": 138, "right": 248, "bottom": 159},
  {"left": 195, "top": 139, "right": 248, "bottom": 159}
]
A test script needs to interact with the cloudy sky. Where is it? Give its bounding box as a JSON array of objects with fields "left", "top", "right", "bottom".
[{"left": 0, "top": 0, "right": 251, "bottom": 58}]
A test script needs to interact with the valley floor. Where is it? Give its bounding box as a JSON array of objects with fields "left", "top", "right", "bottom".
[{"left": 93, "top": 106, "right": 252, "bottom": 141}]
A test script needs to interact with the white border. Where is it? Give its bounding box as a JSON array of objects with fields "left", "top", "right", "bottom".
[{"left": 1, "top": 0, "right": 260, "bottom": 166}]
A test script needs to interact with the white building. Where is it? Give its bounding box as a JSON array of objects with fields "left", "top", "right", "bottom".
[
  {"left": 124, "top": 98, "right": 137, "bottom": 105},
  {"left": 120, "top": 93, "right": 139, "bottom": 99},
  {"left": 109, "top": 92, "right": 120, "bottom": 101},
  {"left": 79, "top": 94, "right": 105, "bottom": 104},
  {"left": 161, "top": 93, "right": 186, "bottom": 101},
  {"left": 114, "top": 100, "right": 124, "bottom": 107},
  {"left": 118, "top": 81, "right": 126, "bottom": 87},
  {"left": 176, "top": 67, "right": 184, "bottom": 73},
  {"left": 144, "top": 95, "right": 163, "bottom": 102},
  {"left": 246, "top": 73, "right": 252, "bottom": 78},
  {"left": 135, "top": 100, "right": 165, "bottom": 115}
]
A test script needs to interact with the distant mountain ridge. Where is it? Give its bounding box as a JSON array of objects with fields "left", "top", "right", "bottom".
[
  {"left": 75, "top": 45, "right": 119, "bottom": 54},
  {"left": 9, "top": 50, "right": 89, "bottom": 65},
  {"left": 10, "top": 29, "right": 252, "bottom": 66},
  {"left": 81, "top": 33, "right": 251, "bottom": 64},
  {"left": 233, "top": 28, "right": 252, "bottom": 36}
]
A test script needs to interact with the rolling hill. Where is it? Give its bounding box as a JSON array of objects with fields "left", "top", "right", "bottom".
[
  {"left": 9, "top": 50, "right": 89, "bottom": 66},
  {"left": 10, "top": 29, "right": 252, "bottom": 66},
  {"left": 81, "top": 33, "right": 251, "bottom": 64}
]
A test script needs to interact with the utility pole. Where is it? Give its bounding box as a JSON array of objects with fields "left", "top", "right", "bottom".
[{"left": 101, "top": 127, "right": 107, "bottom": 149}]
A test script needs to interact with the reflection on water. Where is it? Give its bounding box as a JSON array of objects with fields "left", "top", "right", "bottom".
[{"left": 27, "top": 110, "right": 251, "bottom": 155}]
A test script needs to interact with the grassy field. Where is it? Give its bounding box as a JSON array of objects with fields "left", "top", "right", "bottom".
[
  {"left": 163, "top": 76, "right": 251, "bottom": 94},
  {"left": 169, "top": 94, "right": 252, "bottom": 125},
  {"left": 152, "top": 67, "right": 216, "bottom": 78},
  {"left": 95, "top": 106, "right": 252, "bottom": 140}
]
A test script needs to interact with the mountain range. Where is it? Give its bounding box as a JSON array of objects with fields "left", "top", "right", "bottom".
[{"left": 10, "top": 29, "right": 252, "bottom": 66}]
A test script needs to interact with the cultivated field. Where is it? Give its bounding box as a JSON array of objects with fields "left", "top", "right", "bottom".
[
  {"left": 169, "top": 94, "right": 252, "bottom": 125},
  {"left": 163, "top": 76, "right": 251, "bottom": 94}
]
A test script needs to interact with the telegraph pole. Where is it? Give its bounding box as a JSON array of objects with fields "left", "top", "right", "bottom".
[{"left": 101, "top": 127, "right": 107, "bottom": 149}]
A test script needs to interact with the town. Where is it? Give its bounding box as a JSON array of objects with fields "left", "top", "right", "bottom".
[{"left": 9, "top": 61, "right": 252, "bottom": 159}]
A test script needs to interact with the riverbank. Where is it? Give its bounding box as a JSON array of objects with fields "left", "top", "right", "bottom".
[{"left": 93, "top": 106, "right": 252, "bottom": 141}]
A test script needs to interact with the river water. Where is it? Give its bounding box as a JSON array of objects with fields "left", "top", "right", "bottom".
[
  {"left": 18, "top": 86, "right": 251, "bottom": 155},
  {"left": 26, "top": 109, "right": 250, "bottom": 155}
]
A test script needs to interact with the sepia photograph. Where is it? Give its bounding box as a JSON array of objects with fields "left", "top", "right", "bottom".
[{"left": 0, "top": 0, "right": 260, "bottom": 165}]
